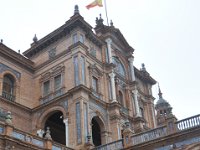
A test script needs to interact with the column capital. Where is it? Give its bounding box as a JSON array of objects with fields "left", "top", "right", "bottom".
[
  {"left": 109, "top": 72, "right": 115, "bottom": 78},
  {"left": 128, "top": 56, "right": 134, "bottom": 62},
  {"left": 105, "top": 38, "right": 112, "bottom": 44},
  {"left": 132, "top": 89, "right": 138, "bottom": 95},
  {"left": 63, "top": 118, "right": 68, "bottom": 124}
]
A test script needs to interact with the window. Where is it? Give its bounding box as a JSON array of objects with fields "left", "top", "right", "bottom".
[
  {"left": 80, "top": 56, "right": 85, "bottom": 84},
  {"left": 140, "top": 107, "right": 144, "bottom": 118},
  {"left": 73, "top": 33, "right": 78, "bottom": 44},
  {"left": 112, "top": 57, "right": 126, "bottom": 77},
  {"left": 118, "top": 91, "right": 123, "bottom": 105},
  {"left": 92, "top": 76, "right": 98, "bottom": 92},
  {"left": 74, "top": 56, "right": 79, "bottom": 86},
  {"left": 80, "top": 34, "right": 84, "bottom": 43},
  {"left": 2, "top": 74, "right": 15, "bottom": 101},
  {"left": 43, "top": 80, "right": 50, "bottom": 96},
  {"left": 54, "top": 75, "right": 61, "bottom": 90}
]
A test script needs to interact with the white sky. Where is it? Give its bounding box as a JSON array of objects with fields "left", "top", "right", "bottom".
[{"left": 0, "top": 0, "right": 199, "bottom": 120}]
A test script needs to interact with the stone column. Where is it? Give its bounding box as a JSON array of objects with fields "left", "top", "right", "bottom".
[
  {"left": 132, "top": 89, "right": 141, "bottom": 117},
  {"left": 63, "top": 118, "right": 69, "bottom": 147},
  {"left": 128, "top": 57, "right": 135, "bottom": 81},
  {"left": 109, "top": 72, "right": 117, "bottom": 102},
  {"left": 105, "top": 38, "right": 112, "bottom": 63}
]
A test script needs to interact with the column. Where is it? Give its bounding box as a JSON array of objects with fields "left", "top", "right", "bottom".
[
  {"left": 128, "top": 57, "right": 135, "bottom": 81},
  {"left": 132, "top": 89, "right": 141, "bottom": 117},
  {"left": 105, "top": 38, "right": 112, "bottom": 63},
  {"left": 109, "top": 71, "right": 117, "bottom": 102},
  {"left": 63, "top": 118, "right": 69, "bottom": 147}
]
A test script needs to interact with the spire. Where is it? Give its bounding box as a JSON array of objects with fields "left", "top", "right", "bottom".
[
  {"left": 74, "top": 5, "right": 79, "bottom": 15},
  {"left": 158, "top": 83, "right": 163, "bottom": 99}
]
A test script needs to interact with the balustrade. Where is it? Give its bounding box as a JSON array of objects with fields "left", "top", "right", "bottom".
[
  {"left": 176, "top": 114, "right": 200, "bottom": 131},
  {"left": 131, "top": 125, "right": 167, "bottom": 145},
  {"left": 91, "top": 139, "right": 123, "bottom": 150},
  {"left": 52, "top": 141, "right": 74, "bottom": 150}
]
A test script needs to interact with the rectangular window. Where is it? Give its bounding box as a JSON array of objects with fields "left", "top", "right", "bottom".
[
  {"left": 54, "top": 75, "right": 61, "bottom": 90},
  {"left": 80, "top": 34, "right": 84, "bottom": 43},
  {"left": 81, "top": 56, "right": 85, "bottom": 85},
  {"left": 43, "top": 80, "right": 50, "bottom": 96},
  {"left": 84, "top": 103, "right": 88, "bottom": 142},
  {"left": 105, "top": 48, "right": 109, "bottom": 63},
  {"left": 76, "top": 102, "right": 82, "bottom": 144},
  {"left": 73, "top": 33, "right": 78, "bottom": 44},
  {"left": 92, "top": 76, "right": 98, "bottom": 92},
  {"left": 74, "top": 56, "right": 79, "bottom": 86}
]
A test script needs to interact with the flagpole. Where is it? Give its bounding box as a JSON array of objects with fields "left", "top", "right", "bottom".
[{"left": 104, "top": 0, "right": 109, "bottom": 26}]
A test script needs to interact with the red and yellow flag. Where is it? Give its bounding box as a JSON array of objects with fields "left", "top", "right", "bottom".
[{"left": 86, "top": 0, "right": 103, "bottom": 9}]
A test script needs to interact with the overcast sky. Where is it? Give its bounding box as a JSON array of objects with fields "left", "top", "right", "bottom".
[{"left": 0, "top": 0, "right": 199, "bottom": 120}]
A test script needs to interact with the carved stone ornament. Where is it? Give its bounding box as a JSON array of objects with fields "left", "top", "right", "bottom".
[{"left": 48, "top": 48, "right": 56, "bottom": 59}]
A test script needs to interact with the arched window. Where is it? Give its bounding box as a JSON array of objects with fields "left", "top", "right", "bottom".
[
  {"left": 2, "top": 74, "right": 15, "bottom": 101},
  {"left": 118, "top": 91, "right": 123, "bottom": 105},
  {"left": 112, "top": 57, "right": 126, "bottom": 77}
]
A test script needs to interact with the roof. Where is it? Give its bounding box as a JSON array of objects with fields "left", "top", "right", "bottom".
[{"left": 23, "top": 8, "right": 103, "bottom": 58}]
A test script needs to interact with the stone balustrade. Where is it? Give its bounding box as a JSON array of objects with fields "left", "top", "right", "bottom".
[
  {"left": 91, "top": 139, "right": 123, "bottom": 150},
  {"left": 131, "top": 125, "right": 167, "bottom": 145},
  {"left": 0, "top": 121, "right": 74, "bottom": 150},
  {"left": 176, "top": 114, "right": 200, "bottom": 131}
]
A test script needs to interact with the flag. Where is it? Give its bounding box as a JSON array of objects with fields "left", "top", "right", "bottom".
[{"left": 86, "top": 0, "right": 103, "bottom": 9}]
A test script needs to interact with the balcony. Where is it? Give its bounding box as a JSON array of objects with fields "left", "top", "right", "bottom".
[
  {"left": 40, "top": 87, "right": 65, "bottom": 104},
  {"left": 2, "top": 91, "right": 15, "bottom": 101}
]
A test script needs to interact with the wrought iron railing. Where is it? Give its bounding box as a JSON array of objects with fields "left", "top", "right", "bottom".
[
  {"left": 176, "top": 114, "right": 200, "bottom": 131},
  {"left": 2, "top": 91, "right": 15, "bottom": 101},
  {"left": 40, "top": 87, "right": 65, "bottom": 104},
  {"left": 91, "top": 139, "right": 123, "bottom": 150}
]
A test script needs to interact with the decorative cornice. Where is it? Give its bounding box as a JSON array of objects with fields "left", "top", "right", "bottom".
[
  {"left": 0, "top": 43, "right": 34, "bottom": 73},
  {"left": 23, "top": 14, "right": 103, "bottom": 58}
]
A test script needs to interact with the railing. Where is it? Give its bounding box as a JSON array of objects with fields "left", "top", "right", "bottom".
[
  {"left": 131, "top": 125, "right": 167, "bottom": 145},
  {"left": 40, "top": 88, "right": 64, "bottom": 104},
  {"left": 176, "top": 114, "right": 200, "bottom": 131},
  {"left": 2, "top": 91, "right": 15, "bottom": 101},
  {"left": 52, "top": 141, "right": 75, "bottom": 150},
  {"left": 91, "top": 139, "right": 123, "bottom": 150},
  {"left": 11, "top": 129, "right": 45, "bottom": 148}
]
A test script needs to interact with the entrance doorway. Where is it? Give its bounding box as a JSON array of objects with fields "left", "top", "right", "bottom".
[
  {"left": 44, "top": 111, "right": 65, "bottom": 145},
  {"left": 92, "top": 117, "right": 102, "bottom": 146}
]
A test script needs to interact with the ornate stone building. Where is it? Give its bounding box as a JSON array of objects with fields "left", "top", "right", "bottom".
[{"left": 0, "top": 5, "right": 200, "bottom": 150}]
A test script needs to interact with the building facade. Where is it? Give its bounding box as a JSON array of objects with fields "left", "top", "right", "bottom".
[{"left": 0, "top": 5, "right": 199, "bottom": 150}]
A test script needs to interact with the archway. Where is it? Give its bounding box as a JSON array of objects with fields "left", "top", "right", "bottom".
[
  {"left": 92, "top": 116, "right": 105, "bottom": 147},
  {"left": 44, "top": 111, "right": 65, "bottom": 145}
]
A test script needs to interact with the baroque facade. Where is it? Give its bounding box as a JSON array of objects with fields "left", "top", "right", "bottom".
[{"left": 0, "top": 5, "right": 200, "bottom": 150}]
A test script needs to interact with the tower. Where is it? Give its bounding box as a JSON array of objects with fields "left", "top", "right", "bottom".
[{"left": 155, "top": 85, "right": 176, "bottom": 126}]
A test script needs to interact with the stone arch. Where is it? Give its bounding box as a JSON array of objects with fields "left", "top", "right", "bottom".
[
  {"left": 36, "top": 105, "right": 67, "bottom": 129},
  {"left": 90, "top": 111, "right": 107, "bottom": 131},
  {"left": 90, "top": 111, "right": 107, "bottom": 146},
  {"left": 186, "top": 143, "right": 200, "bottom": 150}
]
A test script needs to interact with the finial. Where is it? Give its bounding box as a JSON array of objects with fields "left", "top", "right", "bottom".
[
  {"left": 74, "top": 5, "right": 79, "bottom": 15},
  {"left": 45, "top": 127, "right": 52, "bottom": 140},
  {"left": 110, "top": 20, "right": 113, "bottom": 27},
  {"left": 99, "top": 14, "right": 102, "bottom": 19},
  {"left": 141, "top": 63, "right": 146, "bottom": 71},
  {"left": 158, "top": 83, "right": 163, "bottom": 98},
  {"left": 18, "top": 50, "right": 20, "bottom": 54},
  {"left": 0, "top": 39, "right": 3, "bottom": 43},
  {"left": 5, "top": 111, "right": 12, "bottom": 124},
  {"left": 33, "top": 34, "right": 38, "bottom": 43}
]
